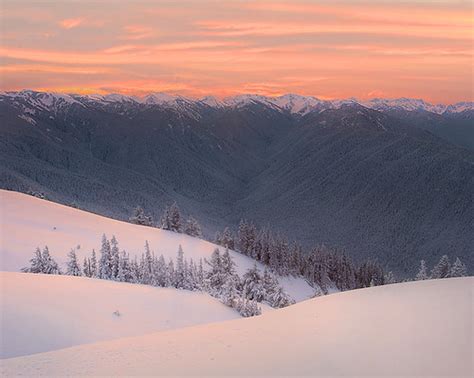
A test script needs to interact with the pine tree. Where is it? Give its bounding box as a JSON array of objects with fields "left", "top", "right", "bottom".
[
  {"left": 160, "top": 202, "right": 182, "bottom": 232},
  {"left": 415, "top": 260, "right": 428, "bottom": 280},
  {"left": 129, "top": 206, "right": 153, "bottom": 226},
  {"left": 262, "top": 268, "right": 278, "bottom": 298},
  {"left": 153, "top": 255, "right": 168, "bottom": 287},
  {"left": 110, "top": 235, "right": 120, "bottom": 280},
  {"left": 219, "top": 227, "right": 235, "bottom": 250},
  {"left": 99, "top": 234, "right": 113, "bottom": 279},
  {"left": 431, "top": 255, "right": 451, "bottom": 279},
  {"left": 450, "top": 257, "right": 467, "bottom": 278},
  {"left": 184, "top": 216, "right": 202, "bottom": 237},
  {"left": 175, "top": 245, "right": 186, "bottom": 288},
  {"left": 22, "top": 247, "right": 44, "bottom": 273},
  {"left": 117, "top": 250, "right": 131, "bottom": 282},
  {"left": 66, "top": 249, "right": 81, "bottom": 276},
  {"left": 205, "top": 248, "right": 225, "bottom": 293},
  {"left": 90, "top": 249, "right": 98, "bottom": 278},
  {"left": 140, "top": 241, "right": 154, "bottom": 284},
  {"left": 235, "top": 297, "right": 261, "bottom": 317},
  {"left": 41, "top": 246, "right": 61, "bottom": 274},
  {"left": 270, "top": 286, "right": 294, "bottom": 308},
  {"left": 242, "top": 264, "right": 265, "bottom": 301},
  {"left": 83, "top": 257, "right": 92, "bottom": 277}
]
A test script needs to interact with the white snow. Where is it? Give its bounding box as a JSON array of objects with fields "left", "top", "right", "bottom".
[
  {"left": 2, "top": 91, "right": 471, "bottom": 115},
  {"left": 0, "top": 190, "right": 315, "bottom": 302},
  {"left": 2, "top": 277, "right": 472, "bottom": 376},
  {"left": 267, "top": 93, "right": 326, "bottom": 115},
  {"left": 0, "top": 272, "right": 240, "bottom": 359}
]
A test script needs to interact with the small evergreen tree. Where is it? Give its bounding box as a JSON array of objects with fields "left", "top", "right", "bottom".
[
  {"left": 22, "top": 247, "right": 44, "bottom": 273},
  {"left": 41, "top": 246, "right": 61, "bottom": 274},
  {"left": 90, "top": 249, "right": 98, "bottom": 278},
  {"left": 99, "top": 234, "right": 113, "bottom": 279},
  {"left": 415, "top": 260, "right": 428, "bottom": 280},
  {"left": 431, "top": 255, "right": 451, "bottom": 279},
  {"left": 129, "top": 206, "right": 153, "bottom": 226},
  {"left": 450, "top": 257, "right": 467, "bottom": 277},
  {"left": 160, "top": 202, "right": 182, "bottom": 232},
  {"left": 184, "top": 216, "right": 202, "bottom": 237},
  {"left": 66, "top": 249, "right": 81, "bottom": 276}
]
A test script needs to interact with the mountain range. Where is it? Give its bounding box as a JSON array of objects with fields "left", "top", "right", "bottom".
[{"left": 0, "top": 90, "right": 473, "bottom": 276}]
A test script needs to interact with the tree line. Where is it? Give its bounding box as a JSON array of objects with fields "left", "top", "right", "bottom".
[{"left": 22, "top": 235, "right": 295, "bottom": 317}]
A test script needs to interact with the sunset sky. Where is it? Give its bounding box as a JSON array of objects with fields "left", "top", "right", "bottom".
[{"left": 0, "top": 0, "right": 472, "bottom": 103}]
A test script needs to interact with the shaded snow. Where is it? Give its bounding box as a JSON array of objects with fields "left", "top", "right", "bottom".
[
  {"left": 0, "top": 190, "right": 315, "bottom": 302},
  {"left": 2, "top": 277, "right": 472, "bottom": 376},
  {"left": 0, "top": 272, "right": 240, "bottom": 359}
]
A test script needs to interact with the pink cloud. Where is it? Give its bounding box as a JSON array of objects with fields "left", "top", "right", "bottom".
[{"left": 58, "top": 18, "right": 84, "bottom": 29}]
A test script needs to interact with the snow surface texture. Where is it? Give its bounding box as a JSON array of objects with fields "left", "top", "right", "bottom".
[
  {"left": 0, "top": 190, "right": 315, "bottom": 302},
  {"left": 1, "top": 277, "right": 472, "bottom": 376},
  {"left": 0, "top": 272, "right": 240, "bottom": 359}
]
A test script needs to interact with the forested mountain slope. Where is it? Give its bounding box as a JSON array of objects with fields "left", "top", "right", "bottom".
[{"left": 1, "top": 91, "right": 473, "bottom": 275}]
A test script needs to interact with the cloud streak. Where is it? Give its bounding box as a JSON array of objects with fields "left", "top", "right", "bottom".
[{"left": 0, "top": 0, "right": 472, "bottom": 103}]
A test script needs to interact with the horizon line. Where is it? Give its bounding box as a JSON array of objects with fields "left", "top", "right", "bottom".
[{"left": 2, "top": 88, "right": 473, "bottom": 107}]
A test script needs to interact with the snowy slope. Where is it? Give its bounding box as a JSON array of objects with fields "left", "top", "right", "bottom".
[
  {"left": 0, "top": 272, "right": 240, "bottom": 359},
  {"left": 2, "top": 277, "right": 472, "bottom": 376},
  {"left": 0, "top": 190, "right": 315, "bottom": 302}
]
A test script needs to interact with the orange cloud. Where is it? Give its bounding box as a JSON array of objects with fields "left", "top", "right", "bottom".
[
  {"left": 58, "top": 18, "right": 84, "bottom": 29},
  {"left": 122, "top": 25, "right": 154, "bottom": 40},
  {"left": 0, "top": 0, "right": 472, "bottom": 103}
]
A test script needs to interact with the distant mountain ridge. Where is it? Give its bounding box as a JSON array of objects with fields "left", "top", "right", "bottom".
[
  {"left": 2, "top": 89, "right": 472, "bottom": 116},
  {"left": 0, "top": 90, "right": 473, "bottom": 276}
]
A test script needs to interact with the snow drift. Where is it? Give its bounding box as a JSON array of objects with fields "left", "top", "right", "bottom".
[
  {"left": 0, "top": 190, "right": 315, "bottom": 302},
  {"left": 1, "top": 277, "right": 472, "bottom": 376},
  {"left": 0, "top": 272, "right": 240, "bottom": 359}
]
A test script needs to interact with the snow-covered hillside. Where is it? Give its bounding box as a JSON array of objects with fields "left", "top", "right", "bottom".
[
  {"left": 0, "top": 190, "right": 315, "bottom": 302},
  {"left": 0, "top": 272, "right": 240, "bottom": 359},
  {"left": 2, "top": 277, "right": 472, "bottom": 376}
]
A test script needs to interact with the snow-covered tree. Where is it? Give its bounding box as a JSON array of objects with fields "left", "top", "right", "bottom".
[
  {"left": 431, "top": 255, "right": 451, "bottom": 279},
  {"left": 242, "top": 264, "right": 265, "bottom": 302},
  {"left": 117, "top": 250, "right": 131, "bottom": 282},
  {"left": 415, "top": 260, "right": 429, "bottom": 280},
  {"left": 450, "top": 257, "right": 467, "bottom": 278},
  {"left": 129, "top": 206, "right": 153, "bottom": 226},
  {"left": 140, "top": 241, "right": 154, "bottom": 285},
  {"left": 99, "top": 235, "right": 113, "bottom": 279},
  {"left": 66, "top": 248, "right": 81, "bottom": 276},
  {"left": 22, "top": 247, "right": 44, "bottom": 273},
  {"left": 41, "top": 246, "right": 61, "bottom": 274},
  {"left": 270, "top": 286, "right": 294, "bottom": 308},
  {"left": 205, "top": 248, "right": 224, "bottom": 293},
  {"left": 174, "top": 245, "right": 186, "bottom": 288},
  {"left": 83, "top": 257, "right": 92, "bottom": 277},
  {"left": 23, "top": 246, "right": 61, "bottom": 275},
  {"left": 110, "top": 236, "right": 120, "bottom": 280},
  {"left": 160, "top": 202, "right": 182, "bottom": 232},
  {"left": 184, "top": 216, "right": 202, "bottom": 237},
  {"left": 216, "top": 227, "right": 235, "bottom": 250},
  {"left": 90, "top": 249, "right": 98, "bottom": 278},
  {"left": 235, "top": 297, "right": 261, "bottom": 317}
]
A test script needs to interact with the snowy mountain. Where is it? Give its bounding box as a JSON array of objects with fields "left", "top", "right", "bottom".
[
  {"left": 1, "top": 274, "right": 472, "bottom": 376},
  {"left": 0, "top": 91, "right": 473, "bottom": 276},
  {"left": 2, "top": 90, "right": 471, "bottom": 115}
]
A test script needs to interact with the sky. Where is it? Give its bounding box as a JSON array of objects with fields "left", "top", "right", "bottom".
[{"left": 0, "top": 0, "right": 472, "bottom": 103}]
